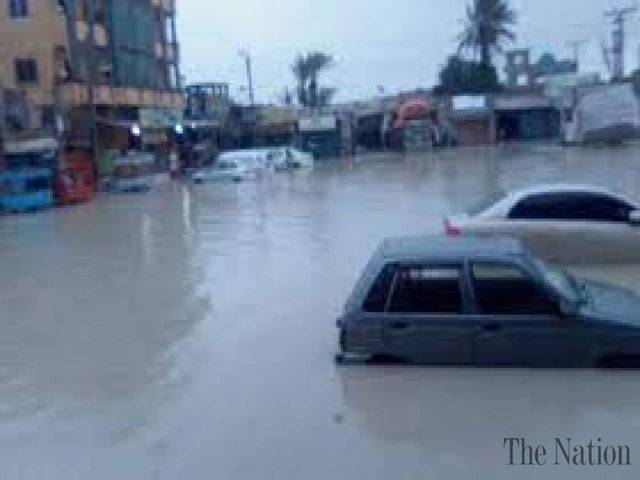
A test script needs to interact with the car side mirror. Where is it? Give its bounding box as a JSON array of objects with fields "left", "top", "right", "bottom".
[
  {"left": 628, "top": 210, "right": 640, "bottom": 226},
  {"left": 559, "top": 298, "right": 579, "bottom": 318}
]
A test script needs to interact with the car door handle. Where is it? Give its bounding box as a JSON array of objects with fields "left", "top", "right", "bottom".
[
  {"left": 480, "top": 322, "right": 502, "bottom": 333},
  {"left": 390, "top": 321, "right": 410, "bottom": 331}
]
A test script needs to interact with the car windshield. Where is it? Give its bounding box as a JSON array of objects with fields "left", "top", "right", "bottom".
[
  {"left": 468, "top": 192, "right": 507, "bottom": 215},
  {"left": 533, "top": 259, "right": 581, "bottom": 304}
]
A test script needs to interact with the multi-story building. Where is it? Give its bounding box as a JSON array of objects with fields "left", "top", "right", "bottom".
[
  {"left": 0, "top": 0, "right": 69, "bottom": 132},
  {"left": 0, "top": 0, "right": 183, "bottom": 160}
]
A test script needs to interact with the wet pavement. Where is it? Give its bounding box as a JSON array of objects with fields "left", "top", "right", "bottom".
[{"left": 2, "top": 144, "right": 640, "bottom": 479}]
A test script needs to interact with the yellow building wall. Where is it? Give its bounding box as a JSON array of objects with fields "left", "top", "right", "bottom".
[{"left": 0, "top": 1, "right": 69, "bottom": 107}]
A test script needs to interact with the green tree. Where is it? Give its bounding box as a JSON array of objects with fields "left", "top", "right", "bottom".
[
  {"left": 435, "top": 55, "right": 501, "bottom": 94},
  {"left": 292, "top": 52, "right": 336, "bottom": 107},
  {"left": 458, "top": 0, "right": 517, "bottom": 67}
]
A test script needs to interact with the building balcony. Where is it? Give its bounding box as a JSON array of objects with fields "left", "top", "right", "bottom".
[
  {"left": 154, "top": 42, "right": 177, "bottom": 61},
  {"left": 60, "top": 83, "right": 185, "bottom": 110},
  {"left": 165, "top": 43, "right": 176, "bottom": 62}
]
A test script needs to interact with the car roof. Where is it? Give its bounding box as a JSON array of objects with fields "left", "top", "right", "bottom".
[
  {"left": 378, "top": 235, "right": 526, "bottom": 261},
  {"left": 512, "top": 183, "right": 620, "bottom": 198}
]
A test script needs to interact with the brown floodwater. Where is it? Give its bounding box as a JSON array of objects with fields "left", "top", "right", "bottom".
[{"left": 2, "top": 144, "right": 640, "bottom": 479}]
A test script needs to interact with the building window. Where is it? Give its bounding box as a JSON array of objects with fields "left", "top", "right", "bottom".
[
  {"left": 8, "top": 0, "right": 29, "bottom": 18},
  {"left": 56, "top": 0, "right": 67, "bottom": 15},
  {"left": 41, "top": 107, "right": 56, "bottom": 130},
  {"left": 94, "top": 0, "right": 106, "bottom": 23},
  {"left": 15, "top": 59, "right": 39, "bottom": 84},
  {"left": 516, "top": 73, "right": 529, "bottom": 86},
  {"left": 76, "top": 0, "right": 87, "bottom": 21}
]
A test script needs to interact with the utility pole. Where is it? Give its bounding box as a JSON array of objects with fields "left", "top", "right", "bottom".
[
  {"left": 239, "top": 50, "right": 255, "bottom": 106},
  {"left": 0, "top": 47, "right": 6, "bottom": 168},
  {"left": 605, "top": 5, "right": 638, "bottom": 80},
  {"left": 567, "top": 39, "right": 588, "bottom": 71},
  {"left": 53, "top": 46, "right": 69, "bottom": 170},
  {"left": 86, "top": 0, "right": 99, "bottom": 171}
]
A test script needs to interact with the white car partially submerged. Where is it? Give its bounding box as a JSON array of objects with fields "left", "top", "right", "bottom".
[
  {"left": 445, "top": 184, "right": 640, "bottom": 264},
  {"left": 267, "top": 147, "right": 314, "bottom": 171},
  {"left": 191, "top": 160, "right": 255, "bottom": 183},
  {"left": 219, "top": 150, "right": 268, "bottom": 172}
]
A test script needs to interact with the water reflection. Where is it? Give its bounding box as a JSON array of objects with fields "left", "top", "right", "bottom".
[
  {"left": 338, "top": 366, "right": 640, "bottom": 471},
  {"left": 1, "top": 146, "right": 640, "bottom": 478},
  {"left": 0, "top": 185, "right": 207, "bottom": 420}
]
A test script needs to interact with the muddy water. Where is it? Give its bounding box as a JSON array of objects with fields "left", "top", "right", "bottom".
[{"left": 1, "top": 144, "right": 640, "bottom": 479}]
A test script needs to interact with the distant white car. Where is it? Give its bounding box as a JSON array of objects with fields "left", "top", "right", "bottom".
[
  {"left": 445, "top": 184, "right": 640, "bottom": 263},
  {"left": 269, "top": 147, "right": 314, "bottom": 171},
  {"left": 213, "top": 150, "right": 270, "bottom": 173},
  {"left": 191, "top": 160, "right": 255, "bottom": 183},
  {"left": 211, "top": 147, "right": 314, "bottom": 173}
]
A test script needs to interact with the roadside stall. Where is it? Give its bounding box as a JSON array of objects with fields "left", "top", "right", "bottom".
[{"left": 298, "top": 114, "right": 341, "bottom": 159}]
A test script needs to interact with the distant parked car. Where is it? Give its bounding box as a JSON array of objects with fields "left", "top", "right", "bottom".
[
  {"left": 269, "top": 147, "right": 314, "bottom": 171},
  {"left": 445, "top": 184, "right": 640, "bottom": 263},
  {"left": 191, "top": 160, "right": 255, "bottom": 183},
  {"left": 110, "top": 152, "right": 155, "bottom": 193},
  {"left": 336, "top": 235, "right": 640, "bottom": 368},
  {"left": 217, "top": 149, "right": 269, "bottom": 173}
]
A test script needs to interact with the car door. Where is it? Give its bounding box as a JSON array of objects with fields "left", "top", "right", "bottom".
[
  {"left": 382, "top": 263, "right": 475, "bottom": 365},
  {"left": 560, "top": 193, "right": 640, "bottom": 263},
  {"left": 507, "top": 192, "right": 640, "bottom": 263},
  {"left": 505, "top": 193, "right": 579, "bottom": 261},
  {"left": 469, "top": 262, "right": 590, "bottom": 367}
]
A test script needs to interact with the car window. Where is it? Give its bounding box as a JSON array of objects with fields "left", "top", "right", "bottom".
[
  {"left": 566, "top": 193, "right": 633, "bottom": 222},
  {"left": 363, "top": 264, "right": 396, "bottom": 313},
  {"left": 471, "top": 263, "right": 558, "bottom": 316},
  {"left": 509, "top": 192, "right": 634, "bottom": 222},
  {"left": 387, "top": 265, "right": 463, "bottom": 314},
  {"left": 509, "top": 193, "right": 571, "bottom": 220}
]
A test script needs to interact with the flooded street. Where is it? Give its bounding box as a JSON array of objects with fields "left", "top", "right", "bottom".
[{"left": 2, "top": 144, "right": 640, "bottom": 479}]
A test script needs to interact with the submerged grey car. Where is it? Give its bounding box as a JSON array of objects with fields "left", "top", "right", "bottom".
[{"left": 336, "top": 236, "right": 640, "bottom": 368}]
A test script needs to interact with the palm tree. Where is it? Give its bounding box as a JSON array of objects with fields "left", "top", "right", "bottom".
[
  {"left": 291, "top": 52, "right": 335, "bottom": 107},
  {"left": 458, "top": 0, "right": 517, "bottom": 67},
  {"left": 292, "top": 54, "right": 311, "bottom": 106}
]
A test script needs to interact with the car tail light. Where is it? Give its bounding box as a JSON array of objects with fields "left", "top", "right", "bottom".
[{"left": 445, "top": 219, "right": 461, "bottom": 236}]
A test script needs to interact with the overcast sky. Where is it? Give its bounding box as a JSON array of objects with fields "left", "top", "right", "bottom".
[{"left": 178, "top": 0, "right": 640, "bottom": 103}]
